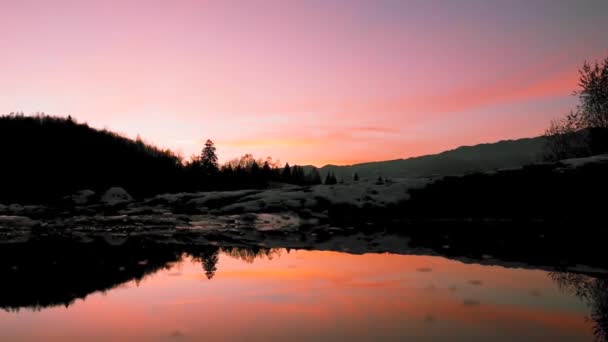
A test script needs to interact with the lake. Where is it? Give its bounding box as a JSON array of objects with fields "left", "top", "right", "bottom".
[{"left": 0, "top": 247, "right": 605, "bottom": 341}]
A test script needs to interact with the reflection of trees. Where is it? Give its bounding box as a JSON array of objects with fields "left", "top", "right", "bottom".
[
  {"left": 220, "top": 247, "right": 282, "bottom": 264},
  {"left": 0, "top": 239, "right": 181, "bottom": 311},
  {"left": 0, "top": 240, "right": 287, "bottom": 311},
  {"left": 189, "top": 246, "right": 282, "bottom": 279},
  {"left": 191, "top": 246, "right": 220, "bottom": 280},
  {"left": 202, "top": 251, "right": 219, "bottom": 280},
  {"left": 551, "top": 272, "right": 608, "bottom": 342}
]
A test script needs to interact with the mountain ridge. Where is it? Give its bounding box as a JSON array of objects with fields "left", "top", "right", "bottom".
[{"left": 308, "top": 136, "right": 547, "bottom": 180}]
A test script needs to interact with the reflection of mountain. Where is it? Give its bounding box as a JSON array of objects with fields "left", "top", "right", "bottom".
[{"left": 551, "top": 273, "right": 608, "bottom": 342}]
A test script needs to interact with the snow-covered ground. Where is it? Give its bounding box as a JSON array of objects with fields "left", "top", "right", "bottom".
[
  {"left": 1, "top": 153, "right": 607, "bottom": 246},
  {"left": 0, "top": 178, "right": 430, "bottom": 244},
  {"left": 559, "top": 154, "right": 608, "bottom": 168},
  {"left": 175, "top": 177, "right": 430, "bottom": 214}
]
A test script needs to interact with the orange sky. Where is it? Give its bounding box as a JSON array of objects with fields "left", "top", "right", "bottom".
[{"left": 1, "top": 0, "right": 607, "bottom": 166}]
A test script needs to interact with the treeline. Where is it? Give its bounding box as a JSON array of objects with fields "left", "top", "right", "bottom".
[
  {"left": 0, "top": 114, "right": 324, "bottom": 203},
  {"left": 0, "top": 114, "right": 184, "bottom": 203},
  {"left": 183, "top": 146, "right": 324, "bottom": 189}
]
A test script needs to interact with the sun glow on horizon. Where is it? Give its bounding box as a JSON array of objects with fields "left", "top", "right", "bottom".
[{"left": 1, "top": 0, "right": 607, "bottom": 166}]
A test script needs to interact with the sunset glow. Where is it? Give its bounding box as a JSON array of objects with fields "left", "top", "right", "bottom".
[
  {"left": 0, "top": 250, "right": 594, "bottom": 341},
  {"left": 1, "top": 0, "right": 607, "bottom": 165}
]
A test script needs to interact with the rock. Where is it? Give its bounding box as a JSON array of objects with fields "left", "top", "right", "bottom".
[
  {"left": 8, "top": 204, "right": 24, "bottom": 213},
  {"left": 101, "top": 187, "right": 133, "bottom": 205},
  {"left": 240, "top": 213, "right": 257, "bottom": 222},
  {"left": 71, "top": 189, "right": 96, "bottom": 205},
  {"left": 0, "top": 215, "right": 38, "bottom": 228}
]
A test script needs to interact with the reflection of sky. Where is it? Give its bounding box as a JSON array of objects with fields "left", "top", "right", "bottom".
[
  {"left": 1, "top": 1, "right": 607, "bottom": 165},
  {"left": 0, "top": 249, "right": 594, "bottom": 341}
]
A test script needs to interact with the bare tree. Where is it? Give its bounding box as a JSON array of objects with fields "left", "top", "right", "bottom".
[{"left": 544, "top": 56, "right": 608, "bottom": 161}]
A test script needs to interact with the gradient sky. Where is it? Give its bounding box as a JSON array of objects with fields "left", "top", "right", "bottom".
[{"left": 1, "top": 0, "right": 607, "bottom": 166}]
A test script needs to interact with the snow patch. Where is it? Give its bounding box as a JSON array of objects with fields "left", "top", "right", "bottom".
[
  {"left": 185, "top": 189, "right": 259, "bottom": 208},
  {"left": 560, "top": 154, "right": 608, "bottom": 168},
  {"left": 181, "top": 178, "right": 430, "bottom": 214}
]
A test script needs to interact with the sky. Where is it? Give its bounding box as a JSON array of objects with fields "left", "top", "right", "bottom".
[{"left": 1, "top": 0, "right": 607, "bottom": 166}]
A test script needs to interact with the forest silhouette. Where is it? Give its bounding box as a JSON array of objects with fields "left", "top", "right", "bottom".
[
  {"left": 0, "top": 115, "right": 323, "bottom": 203},
  {"left": 1, "top": 55, "right": 607, "bottom": 212}
]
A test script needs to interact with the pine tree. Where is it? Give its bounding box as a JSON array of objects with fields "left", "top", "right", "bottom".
[
  {"left": 200, "top": 247, "right": 219, "bottom": 280},
  {"left": 353, "top": 172, "right": 359, "bottom": 181},
  {"left": 291, "top": 165, "right": 305, "bottom": 184},
  {"left": 308, "top": 167, "right": 322, "bottom": 185},
  {"left": 282, "top": 163, "right": 291, "bottom": 182},
  {"left": 324, "top": 171, "right": 337, "bottom": 185},
  {"left": 250, "top": 161, "right": 261, "bottom": 179},
  {"left": 200, "top": 139, "right": 219, "bottom": 174},
  {"left": 262, "top": 161, "right": 271, "bottom": 178}
]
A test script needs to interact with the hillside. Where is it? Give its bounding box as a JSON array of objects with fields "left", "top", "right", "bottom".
[
  {"left": 0, "top": 115, "right": 185, "bottom": 203},
  {"left": 0, "top": 114, "right": 550, "bottom": 203},
  {"left": 318, "top": 137, "right": 546, "bottom": 180}
]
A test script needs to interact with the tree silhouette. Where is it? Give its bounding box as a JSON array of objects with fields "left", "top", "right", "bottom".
[
  {"left": 262, "top": 161, "right": 272, "bottom": 178},
  {"left": 551, "top": 272, "right": 608, "bottom": 342},
  {"left": 0, "top": 114, "right": 185, "bottom": 202},
  {"left": 544, "top": 56, "right": 608, "bottom": 160},
  {"left": 291, "top": 165, "right": 306, "bottom": 185},
  {"left": 324, "top": 171, "right": 337, "bottom": 185},
  {"left": 353, "top": 172, "right": 359, "bottom": 182},
  {"left": 0, "top": 114, "right": 346, "bottom": 201},
  {"left": 308, "top": 167, "right": 322, "bottom": 185},
  {"left": 199, "top": 246, "right": 220, "bottom": 280},
  {"left": 577, "top": 57, "right": 608, "bottom": 128},
  {"left": 201, "top": 139, "right": 219, "bottom": 174},
  {"left": 282, "top": 163, "right": 292, "bottom": 182}
]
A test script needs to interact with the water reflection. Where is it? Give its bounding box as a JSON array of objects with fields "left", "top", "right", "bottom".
[
  {"left": 0, "top": 238, "right": 181, "bottom": 311},
  {"left": 552, "top": 272, "right": 608, "bottom": 341},
  {"left": 190, "top": 245, "right": 219, "bottom": 279},
  {"left": 0, "top": 238, "right": 606, "bottom": 341},
  {"left": 0, "top": 239, "right": 284, "bottom": 311},
  {"left": 222, "top": 246, "right": 283, "bottom": 264}
]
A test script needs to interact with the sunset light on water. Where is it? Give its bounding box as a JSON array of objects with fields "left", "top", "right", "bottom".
[{"left": 0, "top": 250, "right": 597, "bottom": 341}]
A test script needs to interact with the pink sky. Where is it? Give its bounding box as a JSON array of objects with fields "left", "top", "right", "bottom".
[{"left": 1, "top": 0, "right": 607, "bottom": 166}]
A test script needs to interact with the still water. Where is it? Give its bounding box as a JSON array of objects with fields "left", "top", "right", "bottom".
[{"left": 0, "top": 248, "right": 604, "bottom": 341}]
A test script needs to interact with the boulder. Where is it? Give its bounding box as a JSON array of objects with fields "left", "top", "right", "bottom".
[
  {"left": 71, "top": 189, "right": 96, "bottom": 205},
  {"left": 101, "top": 187, "right": 133, "bottom": 205}
]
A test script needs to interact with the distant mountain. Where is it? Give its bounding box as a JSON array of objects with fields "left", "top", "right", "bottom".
[{"left": 317, "top": 137, "right": 547, "bottom": 180}]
